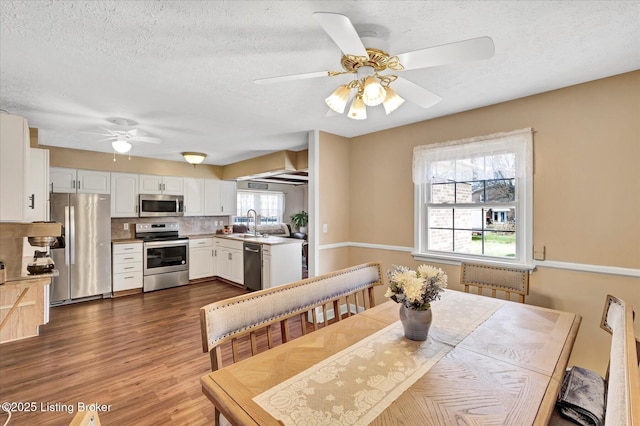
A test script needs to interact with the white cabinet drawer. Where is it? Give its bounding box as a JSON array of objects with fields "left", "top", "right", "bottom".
[
  {"left": 113, "top": 243, "right": 142, "bottom": 255},
  {"left": 189, "top": 238, "right": 213, "bottom": 248},
  {"left": 112, "top": 271, "right": 143, "bottom": 292},
  {"left": 113, "top": 261, "right": 143, "bottom": 274},
  {"left": 113, "top": 252, "right": 143, "bottom": 265},
  {"left": 214, "top": 237, "right": 243, "bottom": 251}
]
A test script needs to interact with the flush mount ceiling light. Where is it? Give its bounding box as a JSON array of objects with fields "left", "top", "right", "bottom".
[{"left": 182, "top": 152, "right": 207, "bottom": 166}]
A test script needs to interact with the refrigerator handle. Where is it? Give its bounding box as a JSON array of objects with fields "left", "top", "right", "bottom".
[
  {"left": 64, "top": 206, "right": 70, "bottom": 265},
  {"left": 70, "top": 205, "right": 76, "bottom": 265}
]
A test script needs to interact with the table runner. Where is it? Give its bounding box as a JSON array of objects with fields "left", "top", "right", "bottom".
[{"left": 253, "top": 291, "right": 505, "bottom": 425}]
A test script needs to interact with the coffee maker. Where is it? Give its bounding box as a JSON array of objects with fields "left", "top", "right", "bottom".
[{"left": 26, "top": 235, "right": 57, "bottom": 275}]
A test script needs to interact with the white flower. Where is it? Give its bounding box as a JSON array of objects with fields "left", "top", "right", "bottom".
[{"left": 385, "top": 264, "right": 447, "bottom": 311}]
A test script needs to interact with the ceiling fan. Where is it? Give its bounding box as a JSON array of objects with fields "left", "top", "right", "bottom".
[
  {"left": 254, "top": 12, "right": 495, "bottom": 119},
  {"left": 83, "top": 118, "right": 161, "bottom": 155}
]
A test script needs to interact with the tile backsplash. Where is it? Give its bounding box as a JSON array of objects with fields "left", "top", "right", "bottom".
[{"left": 111, "top": 216, "right": 231, "bottom": 239}]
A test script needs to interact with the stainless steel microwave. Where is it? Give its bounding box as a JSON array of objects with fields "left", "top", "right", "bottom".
[{"left": 139, "top": 194, "right": 184, "bottom": 217}]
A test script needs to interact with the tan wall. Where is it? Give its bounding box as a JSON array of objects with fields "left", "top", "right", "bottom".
[
  {"left": 319, "top": 70, "right": 640, "bottom": 375},
  {"left": 317, "top": 132, "right": 351, "bottom": 273},
  {"left": 31, "top": 130, "right": 224, "bottom": 179}
]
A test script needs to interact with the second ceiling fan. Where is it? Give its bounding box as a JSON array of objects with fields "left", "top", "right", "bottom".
[{"left": 255, "top": 12, "right": 495, "bottom": 119}]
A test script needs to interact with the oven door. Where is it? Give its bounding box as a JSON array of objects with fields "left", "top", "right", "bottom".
[{"left": 143, "top": 240, "right": 189, "bottom": 275}]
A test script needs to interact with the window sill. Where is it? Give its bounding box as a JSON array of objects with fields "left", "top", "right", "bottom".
[{"left": 411, "top": 251, "right": 536, "bottom": 271}]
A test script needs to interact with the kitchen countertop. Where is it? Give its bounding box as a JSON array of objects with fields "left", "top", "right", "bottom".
[
  {"left": 112, "top": 238, "right": 143, "bottom": 244},
  {"left": 111, "top": 234, "right": 304, "bottom": 245},
  {"left": 205, "top": 233, "right": 304, "bottom": 245}
]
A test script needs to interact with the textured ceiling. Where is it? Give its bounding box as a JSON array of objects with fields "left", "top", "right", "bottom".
[{"left": 1, "top": 1, "right": 638, "bottom": 166}]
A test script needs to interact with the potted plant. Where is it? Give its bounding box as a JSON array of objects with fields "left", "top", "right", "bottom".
[
  {"left": 291, "top": 210, "right": 308, "bottom": 234},
  {"left": 385, "top": 264, "right": 447, "bottom": 341}
]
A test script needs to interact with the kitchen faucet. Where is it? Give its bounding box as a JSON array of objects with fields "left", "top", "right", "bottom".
[{"left": 247, "top": 209, "right": 259, "bottom": 236}]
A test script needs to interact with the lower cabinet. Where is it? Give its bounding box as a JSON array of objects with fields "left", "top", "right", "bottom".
[
  {"left": 262, "top": 242, "right": 302, "bottom": 289},
  {"left": 189, "top": 238, "right": 215, "bottom": 280},
  {"left": 214, "top": 238, "right": 244, "bottom": 285},
  {"left": 112, "top": 242, "right": 143, "bottom": 293}
]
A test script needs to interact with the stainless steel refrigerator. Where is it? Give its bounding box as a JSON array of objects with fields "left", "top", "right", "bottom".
[{"left": 50, "top": 193, "right": 112, "bottom": 304}]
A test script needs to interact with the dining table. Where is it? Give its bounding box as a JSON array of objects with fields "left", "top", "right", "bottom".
[{"left": 200, "top": 289, "right": 581, "bottom": 425}]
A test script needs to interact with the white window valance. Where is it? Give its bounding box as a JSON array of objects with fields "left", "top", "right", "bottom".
[{"left": 412, "top": 128, "right": 534, "bottom": 185}]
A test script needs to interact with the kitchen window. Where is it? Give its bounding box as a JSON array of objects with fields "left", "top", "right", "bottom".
[
  {"left": 413, "top": 128, "right": 533, "bottom": 268},
  {"left": 235, "top": 190, "right": 285, "bottom": 224}
]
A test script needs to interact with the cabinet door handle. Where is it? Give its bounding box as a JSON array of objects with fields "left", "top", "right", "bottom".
[
  {"left": 28, "top": 193, "right": 35, "bottom": 209},
  {"left": 228, "top": 253, "right": 232, "bottom": 260},
  {"left": 124, "top": 266, "right": 135, "bottom": 269},
  {"left": 77, "top": 179, "right": 81, "bottom": 190},
  {"left": 124, "top": 276, "right": 135, "bottom": 279},
  {"left": 123, "top": 257, "right": 134, "bottom": 260},
  {"left": 72, "top": 180, "right": 76, "bottom": 189}
]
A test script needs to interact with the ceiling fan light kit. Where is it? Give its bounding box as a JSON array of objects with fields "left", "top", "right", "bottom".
[
  {"left": 256, "top": 12, "right": 495, "bottom": 122},
  {"left": 348, "top": 96, "right": 367, "bottom": 120},
  {"left": 382, "top": 87, "right": 405, "bottom": 115},
  {"left": 182, "top": 152, "right": 207, "bottom": 166},
  {"left": 112, "top": 139, "right": 132, "bottom": 154}
]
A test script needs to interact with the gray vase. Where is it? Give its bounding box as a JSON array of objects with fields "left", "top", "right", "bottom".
[{"left": 399, "top": 305, "right": 432, "bottom": 341}]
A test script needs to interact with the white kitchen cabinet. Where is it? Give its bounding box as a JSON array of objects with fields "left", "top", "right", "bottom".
[
  {"left": 189, "top": 237, "right": 215, "bottom": 279},
  {"left": 110, "top": 172, "right": 139, "bottom": 217},
  {"left": 214, "top": 237, "right": 243, "bottom": 285},
  {"left": 183, "top": 178, "right": 205, "bottom": 216},
  {"left": 139, "top": 174, "right": 183, "bottom": 195},
  {"left": 204, "top": 179, "right": 237, "bottom": 216},
  {"left": 262, "top": 241, "right": 302, "bottom": 289},
  {"left": 50, "top": 167, "right": 110, "bottom": 194},
  {"left": 25, "top": 148, "right": 50, "bottom": 222},
  {"left": 112, "top": 242, "right": 143, "bottom": 293},
  {"left": 0, "top": 113, "right": 30, "bottom": 221}
]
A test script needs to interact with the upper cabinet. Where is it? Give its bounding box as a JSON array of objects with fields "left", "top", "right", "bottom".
[
  {"left": 26, "top": 148, "right": 50, "bottom": 222},
  {"left": 111, "top": 172, "right": 139, "bottom": 218},
  {"left": 204, "top": 180, "right": 237, "bottom": 216},
  {"left": 139, "top": 174, "right": 183, "bottom": 195},
  {"left": 50, "top": 167, "right": 110, "bottom": 194},
  {"left": 183, "top": 178, "right": 205, "bottom": 217},
  {"left": 0, "top": 113, "right": 31, "bottom": 221}
]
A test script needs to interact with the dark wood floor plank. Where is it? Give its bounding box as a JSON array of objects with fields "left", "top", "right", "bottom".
[{"left": 0, "top": 280, "right": 247, "bottom": 425}]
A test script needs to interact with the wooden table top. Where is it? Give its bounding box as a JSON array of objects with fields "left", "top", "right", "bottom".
[{"left": 201, "top": 292, "right": 581, "bottom": 426}]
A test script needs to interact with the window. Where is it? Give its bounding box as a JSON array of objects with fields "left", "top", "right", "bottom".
[
  {"left": 235, "top": 190, "right": 285, "bottom": 225},
  {"left": 413, "top": 129, "right": 533, "bottom": 267}
]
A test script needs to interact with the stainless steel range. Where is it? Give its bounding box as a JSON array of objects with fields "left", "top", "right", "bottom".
[{"left": 135, "top": 223, "right": 188, "bottom": 292}]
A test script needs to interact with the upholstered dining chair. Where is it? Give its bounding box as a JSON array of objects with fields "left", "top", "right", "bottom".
[{"left": 460, "top": 262, "right": 529, "bottom": 303}]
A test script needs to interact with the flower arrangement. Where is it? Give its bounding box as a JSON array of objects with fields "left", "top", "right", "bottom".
[{"left": 385, "top": 264, "right": 447, "bottom": 311}]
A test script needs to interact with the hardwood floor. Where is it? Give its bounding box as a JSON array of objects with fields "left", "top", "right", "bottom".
[{"left": 0, "top": 280, "right": 250, "bottom": 425}]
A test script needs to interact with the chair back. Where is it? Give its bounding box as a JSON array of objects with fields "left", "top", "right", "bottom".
[
  {"left": 460, "top": 262, "right": 529, "bottom": 303},
  {"left": 600, "top": 295, "right": 640, "bottom": 425},
  {"left": 200, "top": 262, "right": 383, "bottom": 426}
]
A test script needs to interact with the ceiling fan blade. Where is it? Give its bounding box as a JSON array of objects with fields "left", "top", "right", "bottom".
[
  {"left": 126, "top": 128, "right": 147, "bottom": 137},
  {"left": 392, "top": 77, "right": 442, "bottom": 108},
  {"left": 313, "top": 12, "right": 368, "bottom": 57},
  {"left": 395, "top": 36, "right": 495, "bottom": 71},
  {"left": 131, "top": 136, "right": 161, "bottom": 144},
  {"left": 254, "top": 71, "right": 331, "bottom": 85}
]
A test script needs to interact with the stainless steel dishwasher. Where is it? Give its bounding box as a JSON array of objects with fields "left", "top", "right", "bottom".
[{"left": 243, "top": 242, "right": 262, "bottom": 291}]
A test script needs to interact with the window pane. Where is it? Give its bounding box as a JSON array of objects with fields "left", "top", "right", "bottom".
[
  {"left": 428, "top": 229, "right": 453, "bottom": 252},
  {"left": 431, "top": 183, "right": 455, "bottom": 204},
  {"left": 486, "top": 153, "right": 516, "bottom": 179},
  {"left": 485, "top": 179, "right": 515, "bottom": 202},
  {"left": 454, "top": 229, "right": 475, "bottom": 254},
  {"left": 486, "top": 207, "right": 516, "bottom": 228},
  {"left": 478, "top": 230, "right": 516, "bottom": 257},
  {"left": 455, "top": 182, "right": 473, "bottom": 203},
  {"left": 429, "top": 208, "right": 453, "bottom": 228}
]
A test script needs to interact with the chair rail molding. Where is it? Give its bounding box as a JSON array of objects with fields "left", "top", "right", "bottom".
[{"left": 318, "top": 242, "right": 640, "bottom": 278}]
